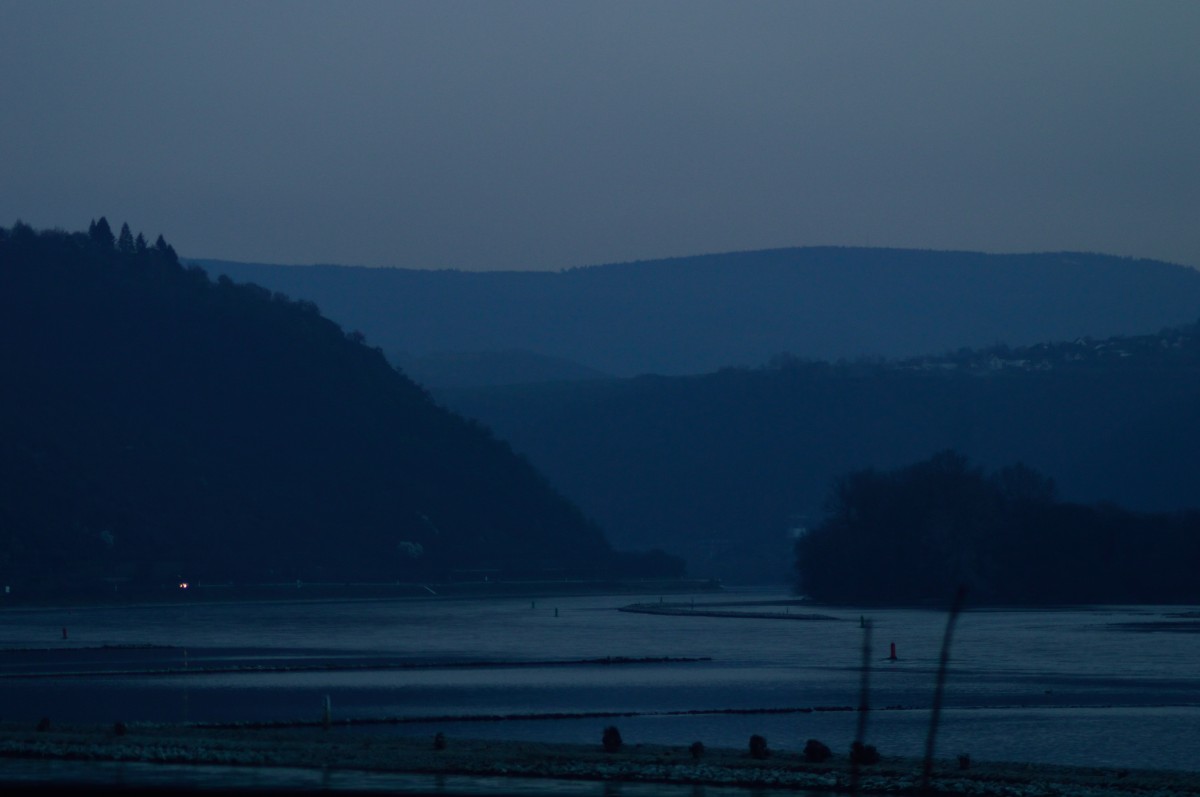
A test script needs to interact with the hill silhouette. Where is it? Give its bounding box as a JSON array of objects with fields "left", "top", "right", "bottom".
[
  {"left": 199, "top": 248, "right": 1200, "bottom": 384},
  {"left": 440, "top": 323, "right": 1200, "bottom": 585},
  {"left": 393, "top": 349, "right": 610, "bottom": 389},
  {"left": 0, "top": 221, "right": 679, "bottom": 600}
]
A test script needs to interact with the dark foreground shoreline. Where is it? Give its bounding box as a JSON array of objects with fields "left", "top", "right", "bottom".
[
  {"left": 1, "top": 721, "right": 1197, "bottom": 796},
  {"left": 0, "top": 578, "right": 722, "bottom": 611}
]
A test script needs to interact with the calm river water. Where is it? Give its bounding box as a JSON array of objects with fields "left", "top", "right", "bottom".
[{"left": 1, "top": 589, "right": 1198, "bottom": 789}]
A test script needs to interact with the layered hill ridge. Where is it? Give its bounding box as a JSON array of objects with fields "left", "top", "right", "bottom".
[
  {"left": 200, "top": 248, "right": 1200, "bottom": 385},
  {"left": 440, "top": 323, "right": 1200, "bottom": 584},
  {"left": 198, "top": 246, "right": 1200, "bottom": 583},
  {"left": 0, "top": 221, "right": 677, "bottom": 599}
]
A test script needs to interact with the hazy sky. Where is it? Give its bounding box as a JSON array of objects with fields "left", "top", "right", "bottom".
[{"left": 2, "top": 1, "right": 1198, "bottom": 270}]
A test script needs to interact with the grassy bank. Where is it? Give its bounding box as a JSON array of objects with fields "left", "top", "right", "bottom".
[{"left": 0, "top": 721, "right": 1197, "bottom": 796}]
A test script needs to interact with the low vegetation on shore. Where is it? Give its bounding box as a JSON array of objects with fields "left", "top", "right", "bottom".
[{"left": 1, "top": 721, "right": 1196, "bottom": 796}]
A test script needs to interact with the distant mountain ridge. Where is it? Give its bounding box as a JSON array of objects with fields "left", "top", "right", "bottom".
[{"left": 198, "top": 248, "right": 1200, "bottom": 383}]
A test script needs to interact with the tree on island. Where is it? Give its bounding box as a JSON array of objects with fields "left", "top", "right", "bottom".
[{"left": 795, "top": 452, "right": 1200, "bottom": 605}]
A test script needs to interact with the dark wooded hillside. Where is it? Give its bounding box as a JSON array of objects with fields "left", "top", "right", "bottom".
[{"left": 0, "top": 221, "right": 678, "bottom": 599}]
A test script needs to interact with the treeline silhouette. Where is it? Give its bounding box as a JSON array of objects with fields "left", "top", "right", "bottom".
[
  {"left": 0, "top": 220, "right": 680, "bottom": 599},
  {"left": 795, "top": 452, "right": 1200, "bottom": 604}
]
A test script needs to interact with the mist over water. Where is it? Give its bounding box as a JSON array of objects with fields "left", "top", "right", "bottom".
[{"left": 2, "top": 592, "right": 1198, "bottom": 773}]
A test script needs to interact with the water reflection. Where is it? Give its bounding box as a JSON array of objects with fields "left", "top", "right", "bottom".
[{"left": 1, "top": 592, "right": 1199, "bottom": 774}]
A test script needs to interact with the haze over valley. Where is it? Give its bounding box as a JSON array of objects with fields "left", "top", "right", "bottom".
[
  {"left": 6, "top": 1, "right": 1198, "bottom": 597},
  {"left": 4, "top": 4, "right": 1200, "bottom": 788},
  {"left": 202, "top": 249, "right": 1200, "bottom": 589}
]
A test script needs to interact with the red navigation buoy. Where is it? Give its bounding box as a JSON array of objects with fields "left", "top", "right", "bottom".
[
  {"left": 62, "top": 627, "right": 67, "bottom": 640},
  {"left": 889, "top": 642, "right": 897, "bottom": 660}
]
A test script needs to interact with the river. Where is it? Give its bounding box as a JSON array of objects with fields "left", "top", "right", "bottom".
[{"left": 1, "top": 589, "right": 1197, "bottom": 790}]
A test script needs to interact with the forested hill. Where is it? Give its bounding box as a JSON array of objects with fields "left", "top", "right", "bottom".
[
  {"left": 440, "top": 323, "right": 1200, "bottom": 585},
  {"left": 0, "top": 221, "right": 677, "bottom": 600},
  {"left": 200, "top": 248, "right": 1200, "bottom": 383}
]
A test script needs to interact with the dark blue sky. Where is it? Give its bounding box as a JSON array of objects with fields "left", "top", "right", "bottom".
[{"left": 2, "top": 1, "right": 1197, "bottom": 270}]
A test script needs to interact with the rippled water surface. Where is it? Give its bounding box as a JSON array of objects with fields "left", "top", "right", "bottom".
[{"left": 2, "top": 590, "right": 1198, "bottom": 776}]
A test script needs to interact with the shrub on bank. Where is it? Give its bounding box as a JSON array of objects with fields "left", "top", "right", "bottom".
[
  {"left": 804, "top": 738, "right": 832, "bottom": 762},
  {"left": 850, "top": 741, "right": 880, "bottom": 765}
]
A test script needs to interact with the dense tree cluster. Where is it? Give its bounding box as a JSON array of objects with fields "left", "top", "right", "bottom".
[
  {"left": 0, "top": 220, "right": 681, "bottom": 599},
  {"left": 794, "top": 452, "right": 1200, "bottom": 604},
  {"left": 81, "top": 217, "right": 177, "bottom": 262}
]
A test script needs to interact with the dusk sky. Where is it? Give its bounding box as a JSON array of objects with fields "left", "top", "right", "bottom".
[{"left": 3, "top": 1, "right": 1198, "bottom": 271}]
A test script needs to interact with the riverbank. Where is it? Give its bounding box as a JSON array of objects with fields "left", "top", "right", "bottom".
[
  {"left": 1, "top": 721, "right": 1197, "bottom": 796},
  {"left": 0, "top": 578, "right": 723, "bottom": 610}
]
